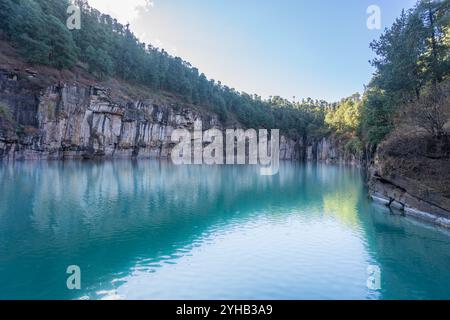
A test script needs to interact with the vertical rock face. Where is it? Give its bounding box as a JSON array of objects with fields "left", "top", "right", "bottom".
[
  {"left": 35, "top": 84, "right": 186, "bottom": 159},
  {"left": 0, "top": 71, "right": 300, "bottom": 161},
  {"left": 303, "top": 137, "right": 362, "bottom": 166},
  {"left": 279, "top": 136, "right": 301, "bottom": 161}
]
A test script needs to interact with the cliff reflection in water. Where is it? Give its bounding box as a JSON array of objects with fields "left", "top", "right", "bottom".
[{"left": 0, "top": 161, "right": 450, "bottom": 299}]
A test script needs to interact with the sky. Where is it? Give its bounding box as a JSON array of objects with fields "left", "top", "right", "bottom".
[{"left": 88, "top": 0, "right": 417, "bottom": 102}]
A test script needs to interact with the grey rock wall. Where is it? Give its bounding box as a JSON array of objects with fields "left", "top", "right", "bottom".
[{"left": 0, "top": 70, "right": 300, "bottom": 161}]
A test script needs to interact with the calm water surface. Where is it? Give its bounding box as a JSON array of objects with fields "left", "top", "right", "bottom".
[{"left": 1, "top": 161, "right": 450, "bottom": 300}]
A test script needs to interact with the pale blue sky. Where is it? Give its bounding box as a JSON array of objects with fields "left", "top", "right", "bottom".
[{"left": 89, "top": 0, "right": 417, "bottom": 102}]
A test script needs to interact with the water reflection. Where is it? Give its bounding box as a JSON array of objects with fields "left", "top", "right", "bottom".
[{"left": 0, "top": 161, "right": 449, "bottom": 299}]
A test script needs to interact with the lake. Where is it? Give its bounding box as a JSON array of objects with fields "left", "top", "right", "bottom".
[{"left": 0, "top": 161, "right": 450, "bottom": 300}]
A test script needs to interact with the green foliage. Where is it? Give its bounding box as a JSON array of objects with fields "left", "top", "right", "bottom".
[
  {"left": 370, "top": 0, "right": 450, "bottom": 100},
  {"left": 1, "top": 0, "right": 77, "bottom": 68},
  {"left": 46, "top": 15, "right": 78, "bottom": 69},
  {"left": 325, "top": 94, "right": 361, "bottom": 134},
  {"left": 416, "top": 0, "right": 450, "bottom": 84},
  {"left": 370, "top": 9, "right": 426, "bottom": 101},
  {"left": 360, "top": 89, "right": 395, "bottom": 145},
  {"left": 85, "top": 45, "right": 114, "bottom": 79},
  {"left": 363, "top": 0, "right": 450, "bottom": 145},
  {"left": 324, "top": 94, "right": 364, "bottom": 155}
]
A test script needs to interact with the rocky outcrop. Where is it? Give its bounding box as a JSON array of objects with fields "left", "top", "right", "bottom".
[
  {"left": 368, "top": 134, "right": 450, "bottom": 228},
  {"left": 0, "top": 69, "right": 300, "bottom": 161}
]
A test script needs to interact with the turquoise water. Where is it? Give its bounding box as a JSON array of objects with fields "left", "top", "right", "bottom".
[{"left": 1, "top": 161, "right": 450, "bottom": 300}]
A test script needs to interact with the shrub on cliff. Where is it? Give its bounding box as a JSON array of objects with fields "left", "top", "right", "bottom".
[{"left": 324, "top": 94, "right": 364, "bottom": 155}]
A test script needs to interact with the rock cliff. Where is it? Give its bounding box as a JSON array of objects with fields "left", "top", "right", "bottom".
[
  {"left": 368, "top": 133, "right": 450, "bottom": 228},
  {"left": 303, "top": 136, "right": 362, "bottom": 166},
  {"left": 0, "top": 69, "right": 301, "bottom": 161}
]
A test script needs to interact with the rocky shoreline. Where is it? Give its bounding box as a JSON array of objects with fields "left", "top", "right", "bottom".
[{"left": 370, "top": 191, "right": 450, "bottom": 229}]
